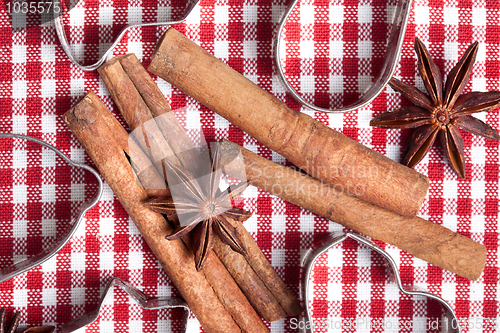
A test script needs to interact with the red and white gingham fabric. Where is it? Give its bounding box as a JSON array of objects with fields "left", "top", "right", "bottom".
[{"left": 0, "top": 0, "right": 499, "bottom": 331}]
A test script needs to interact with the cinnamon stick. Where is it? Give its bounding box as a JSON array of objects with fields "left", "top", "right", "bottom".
[
  {"left": 98, "top": 54, "right": 302, "bottom": 322},
  {"left": 63, "top": 92, "right": 242, "bottom": 332},
  {"left": 218, "top": 139, "right": 487, "bottom": 281},
  {"left": 148, "top": 28, "right": 429, "bottom": 218},
  {"left": 97, "top": 61, "right": 269, "bottom": 332}
]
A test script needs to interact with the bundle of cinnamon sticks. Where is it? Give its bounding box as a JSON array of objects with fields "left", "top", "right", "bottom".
[{"left": 64, "top": 54, "right": 302, "bottom": 333}]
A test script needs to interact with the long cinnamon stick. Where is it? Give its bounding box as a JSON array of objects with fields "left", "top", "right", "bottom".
[
  {"left": 218, "top": 139, "right": 487, "bottom": 281},
  {"left": 97, "top": 61, "right": 269, "bottom": 332},
  {"left": 148, "top": 27, "right": 429, "bottom": 218},
  {"left": 63, "top": 92, "right": 241, "bottom": 332},
  {"left": 98, "top": 54, "right": 302, "bottom": 322}
]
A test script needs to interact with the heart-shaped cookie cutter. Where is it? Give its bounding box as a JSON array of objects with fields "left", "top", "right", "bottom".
[
  {"left": 61, "top": 277, "right": 190, "bottom": 332},
  {"left": 301, "top": 232, "right": 461, "bottom": 333},
  {"left": 274, "top": 0, "right": 412, "bottom": 113},
  {"left": 0, "top": 133, "right": 103, "bottom": 283},
  {"left": 54, "top": 0, "right": 200, "bottom": 71}
]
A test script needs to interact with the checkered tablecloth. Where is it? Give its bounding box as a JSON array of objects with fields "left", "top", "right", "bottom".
[{"left": 0, "top": 0, "right": 499, "bottom": 331}]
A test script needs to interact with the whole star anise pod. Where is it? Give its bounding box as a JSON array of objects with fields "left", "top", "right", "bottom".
[
  {"left": 145, "top": 144, "right": 251, "bottom": 271},
  {"left": 0, "top": 309, "right": 55, "bottom": 333},
  {"left": 370, "top": 38, "right": 500, "bottom": 178}
]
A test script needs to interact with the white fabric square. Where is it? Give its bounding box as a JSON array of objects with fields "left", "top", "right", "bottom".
[
  {"left": 41, "top": 184, "right": 56, "bottom": 202},
  {"left": 70, "top": 78, "right": 85, "bottom": 97},
  {"left": 441, "top": 282, "right": 456, "bottom": 302},
  {"left": 13, "top": 289, "right": 28, "bottom": 307},
  {"left": 185, "top": 110, "right": 201, "bottom": 129},
  {"left": 356, "top": 282, "right": 371, "bottom": 301},
  {"left": 71, "top": 287, "right": 86, "bottom": 305},
  {"left": 442, "top": 180, "right": 458, "bottom": 199},
  {"left": 327, "top": 247, "right": 343, "bottom": 267},
  {"left": 442, "top": 214, "right": 458, "bottom": 232},
  {"left": 443, "top": 7, "right": 459, "bottom": 25},
  {"left": 357, "top": 247, "right": 371, "bottom": 267},
  {"left": 41, "top": 256, "right": 57, "bottom": 272},
  {"left": 13, "top": 185, "right": 27, "bottom": 204},
  {"left": 243, "top": 5, "right": 257, "bottom": 23},
  {"left": 329, "top": 40, "right": 344, "bottom": 59},
  {"left": 329, "top": 74, "right": 344, "bottom": 94},
  {"left": 41, "top": 45, "right": 55, "bottom": 63},
  {"left": 444, "top": 42, "right": 459, "bottom": 61},
  {"left": 70, "top": 7, "right": 85, "bottom": 26},
  {"left": 329, "top": 5, "right": 344, "bottom": 24},
  {"left": 271, "top": 248, "right": 285, "bottom": 266},
  {"left": 470, "top": 181, "right": 485, "bottom": 199},
  {"left": 128, "top": 6, "right": 142, "bottom": 24},
  {"left": 327, "top": 281, "right": 342, "bottom": 301},
  {"left": 214, "top": 5, "right": 229, "bottom": 24},
  {"left": 214, "top": 40, "right": 229, "bottom": 59},
  {"left": 472, "top": 7, "right": 486, "bottom": 26},
  {"left": 12, "top": 45, "right": 26, "bottom": 64},
  {"left": 71, "top": 252, "right": 86, "bottom": 271},
  {"left": 13, "top": 219, "right": 27, "bottom": 238},
  {"left": 128, "top": 251, "right": 144, "bottom": 270},
  {"left": 301, "top": 40, "right": 315, "bottom": 58},
  {"left": 470, "top": 282, "right": 484, "bottom": 301},
  {"left": 358, "top": 5, "right": 372, "bottom": 23},
  {"left": 42, "top": 288, "right": 57, "bottom": 306},
  {"left": 243, "top": 40, "right": 257, "bottom": 59},
  {"left": 358, "top": 40, "right": 372, "bottom": 59},
  {"left": 329, "top": 112, "right": 344, "bottom": 128},
  {"left": 42, "top": 218, "right": 56, "bottom": 237},
  {"left": 13, "top": 115, "right": 27, "bottom": 135},
  {"left": 300, "top": 75, "right": 315, "bottom": 94},
  {"left": 472, "top": 76, "right": 487, "bottom": 91},
  {"left": 385, "top": 144, "right": 400, "bottom": 162},
  {"left": 99, "top": 6, "right": 113, "bottom": 25},
  {"left": 299, "top": 212, "right": 315, "bottom": 233},
  {"left": 41, "top": 148, "right": 56, "bottom": 169},
  {"left": 42, "top": 114, "right": 57, "bottom": 133},
  {"left": 413, "top": 6, "right": 429, "bottom": 25},
  {"left": 271, "top": 214, "right": 286, "bottom": 232},
  {"left": 13, "top": 149, "right": 27, "bottom": 169},
  {"left": 129, "top": 320, "right": 143, "bottom": 332},
  {"left": 300, "top": 5, "right": 315, "bottom": 25},
  {"left": 127, "top": 42, "right": 143, "bottom": 59},
  {"left": 12, "top": 80, "right": 27, "bottom": 99},
  {"left": 71, "top": 183, "right": 85, "bottom": 202},
  {"left": 99, "top": 217, "right": 115, "bottom": 236},
  {"left": 471, "top": 215, "right": 485, "bottom": 233},
  {"left": 100, "top": 321, "right": 114, "bottom": 332},
  {"left": 100, "top": 251, "right": 114, "bottom": 271}
]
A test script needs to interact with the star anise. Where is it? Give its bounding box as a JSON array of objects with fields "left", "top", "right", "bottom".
[
  {"left": 145, "top": 144, "right": 251, "bottom": 271},
  {"left": 0, "top": 309, "right": 55, "bottom": 333},
  {"left": 370, "top": 38, "right": 500, "bottom": 178}
]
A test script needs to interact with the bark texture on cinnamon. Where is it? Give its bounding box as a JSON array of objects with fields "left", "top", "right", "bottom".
[
  {"left": 148, "top": 27, "right": 429, "bottom": 218},
  {"left": 63, "top": 91, "right": 242, "bottom": 333},
  {"left": 98, "top": 54, "right": 302, "bottom": 322},
  {"left": 218, "top": 139, "right": 487, "bottom": 281}
]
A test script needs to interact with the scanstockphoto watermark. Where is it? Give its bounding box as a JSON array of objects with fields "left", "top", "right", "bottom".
[
  {"left": 289, "top": 317, "right": 465, "bottom": 331},
  {"left": 302, "top": 162, "right": 380, "bottom": 182},
  {"left": 251, "top": 164, "right": 372, "bottom": 199}
]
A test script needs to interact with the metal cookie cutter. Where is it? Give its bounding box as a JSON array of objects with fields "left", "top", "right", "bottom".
[
  {"left": 0, "top": 133, "right": 103, "bottom": 283},
  {"left": 61, "top": 277, "right": 190, "bottom": 332},
  {"left": 54, "top": 0, "right": 200, "bottom": 71},
  {"left": 274, "top": 0, "right": 413, "bottom": 113},
  {"left": 301, "top": 232, "right": 460, "bottom": 333}
]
